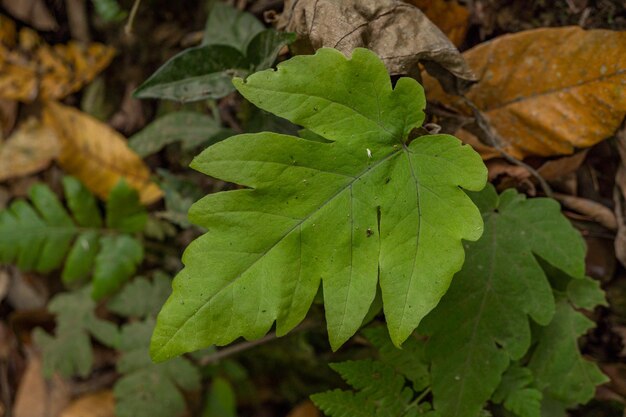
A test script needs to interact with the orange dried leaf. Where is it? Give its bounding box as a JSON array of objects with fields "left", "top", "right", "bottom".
[
  {"left": 0, "top": 15, "right": 115, "bottom": 102},
  {"left": 0, "top": 117, "right": 59, "bottom": 181},
  {"left": 407, "top": 0, "right": 469, "bottom": 46},
  {"left": 60, "top": 391, "right": 115, "bottom": 417},
  {"left": 425, "top": 27, "right": 626, "bottom": 159},
  {"left": 43, "top": 101, "right": 162, "bottom": 204}
]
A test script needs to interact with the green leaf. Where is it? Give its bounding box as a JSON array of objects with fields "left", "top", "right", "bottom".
[
  {"left": 492, "top": 366, "right": 541, "bottom": 417},
  {"left": 92, "top": 235, "right": 143, "bottom": 300},
  {"left": 90, "top": 0, "right": 127, "bottom": 22},
  {"left": 128, "top": 111, "right": 232, "bottom": 157},
  {"left": 157, "top": 169, "right": 205, "bottom": 228},
  {"left": 63, "top": 176, "right": 102, "bottom": 228},
  {"left": 420, "top": 185, "right": 586, "bottom": 417},
  {"left": 0, "top": 177, "right": 145, "bottom": 293},
  {"left": 134, "top": 45, "right": 246, "bottom": 102},
  {"left": 312, "top": 389, "right": 374, "bottom": 417},
  {"left": 528, "top": 300, "right": 608, "bottom": 410},
  {"left": 566, "top": 276, "right": 607, "bottom": 310},
  {"left": 62, "top": 231, "right": 100, "bottom": 284},
  {"left": 151, "top": 48, "right": 486, "bottom": 361},
  {"left": 108, "top": 273, "right": 172, "bottom": 318},
  {"left": 202, "top": 2, "right": 264, "bottom": 51},
  {"left": 202, "top": 377, "right": 237, "bottom": 417},
  {"left": 246, "top": 30, "right": 297, "bottom": 71},
  {"left": 363, "top": 326, "right": 429, "bottom": 391},
  {"left": 115, "top": 319, "right": 200, "bottom": 417},
  {"left": 106, "top": 180, "right": 148, "bottom": 233},
  {"left": 312, "top": 360, "right": 413, "bottom": 417},
  {"left": 33, "top": 287, "right": 119, "bottom": 378}
]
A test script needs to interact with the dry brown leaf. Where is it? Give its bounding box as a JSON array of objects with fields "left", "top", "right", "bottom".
[
  {"left": 0, "top": 15, "right": 114, "bottom": 102},
  {"left": 13, "top": 353, "right": 70, "bottom": 417},
  {"left": 424, "top": 27, "right": 626, "bottom": 159},
  {"left": 43, "top": 101, "right": 162, "bottom": 204},
  {"left": 286, "top": 401, "right": 321, "bottom": 417},
  {"left": 0, "top": 98, "right": 17, "bottom": 138},
  {"left": 614, "top": 127, "right": 626, "bottom": 268},
  {"left": 277, "top": 0, "right": 476, "bottom": 94},
  {"left": 0, "top": 117, "right": 59, "bottom": 182},
  {"left": 407, "top": 0, "right": 470, "bottom": 47},
  {"left": 555, "top": 192, "right": 617, "bottom": 231},
  {"left": 60, "top": 391, "right": 115, "bottom": 417},
  {"left": 1, "top": 0, "right": 58, "bottom": 31}
]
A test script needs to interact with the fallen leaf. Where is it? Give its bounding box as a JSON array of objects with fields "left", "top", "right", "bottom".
[
  {"left": 60, "top": 391, "right": 115, "bottom": 417},
  {"left": 286, "top": 401, "right": 321, "bottom": 417},
  {"left": 42, "top": 101, "right": 162, "bottom": 204},
  {"left": 554, "top": 193, "right": 617, "bottom": 231},
  {"left": 1, "top": 0, "right": 58, "bottom": 31},
  {"left": 13, "top": 353, "right": 70, "bottom": 417},
  {"left": 277, "top": 0, "right": 476, "bottom": 94},
  {"left": 614, "top": 127, "right": 626, "bottom": 268},
  {"left": 407, "top": 0, "right": 470, "bottom": 47},
  {"left": 0, "top": 117, "right": 60, "bottom": 182},
  {"left": 424, "top": 27, "right": 626, "bottom": 159},
  {"left": 0, "top": 15, "right": 114, "bottom": 102},
  {"left": 0, "top": 98, "right": 17, "bottom": 138}
]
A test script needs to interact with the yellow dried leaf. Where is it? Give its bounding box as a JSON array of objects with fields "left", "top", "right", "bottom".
[
  {"left": 60, "top": 391, "right": 115, "bottom": 417},
  {"left": 407, "top": 0, "right": 469, "bottom": 47},
  {"left": 425, "top": 27, "right": 626, "bottom": 159},
  {"left": 43, "top": 101, "right": 162, "bottom": 204},
  {"left": 0, "top": 14, "right": 115, "bottom": 102},
  {"left": 0, "top": 117, "right": 59, "bottom": 181}
]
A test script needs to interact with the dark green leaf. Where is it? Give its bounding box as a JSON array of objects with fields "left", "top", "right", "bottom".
[
  {"left": 108, "top": 273, "right": 172, "bottom": 318},
  {"left": 202, "top": 2, "right": 264, "bottom": 51},
  {"left": 246, "top": 30, "right": 297, "bottom": 70},
  {"left": 92, "top": 235, "right": 143, "bottom": 300},
  {"left": 128, "top": 111, "right": 232, "bottom": 157},
  {"left": 34, "top": 288, "right": 119, "bottom": 377},
  {"left": 133, "top": 45, "right": 246, "bottom": 102},
  {"left": 62, "top": 231, "right": 100, "bottom": 284},
  {"left": 63, "top": 176, "right": 102, "bottom": 228},
  {"left": 106, "top": 180, "right": 148, "bottom": 233},
  {"left": 202, "top": 377, "right": 237, "bottom": 417},
  {"left": 421, "top": 185, "right": 586, "bottom": 417},
  {"left": 115, "top": 319, "right": 200, "bottom": 417}
]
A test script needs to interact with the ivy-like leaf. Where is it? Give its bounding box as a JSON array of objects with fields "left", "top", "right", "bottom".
[
  {"left": 528, "top": 298, "right": 608, "bottom": 413},
  {"left": 33, "top": 287, "right": 119, "bottom": 377},
  {"left": 108, "top": 273, "right": 172, "bottom": 318},
  {"left": 114, "top": 319, "right": 200, "bottom": 417},
  {"left": 420, "top": 185, "right": 587, "bottom": 417},
  {"left": 151, "top": 48, "right": 486, "bottom": 361},
  {"left": 134, "top": 4, "right": 295, "bottom": 102},
  {"left": 0, "top": 177, "right": 146, "bottom": 297}
]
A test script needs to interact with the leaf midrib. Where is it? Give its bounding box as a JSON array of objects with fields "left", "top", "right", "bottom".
[{"left": 156, "top": 146, "right": 404, "bottom": 356}]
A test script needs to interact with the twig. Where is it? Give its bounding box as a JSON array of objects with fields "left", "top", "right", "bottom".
[
  {"left": 198, "top": 320, "right": 317, "bottom": 365},
  {"left": 124, "top": 0, "right": 143, "bottom": 36},
  {"left": 460, "top": 97, "right": 553, "bottom": 198}
]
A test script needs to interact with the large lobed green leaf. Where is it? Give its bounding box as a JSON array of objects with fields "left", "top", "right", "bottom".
[
  {"left": 151, "top": 48, "right": 487, "bottom": 361},
  {"left": 419, "top": 185, "right": 590, "bottom": 417}
]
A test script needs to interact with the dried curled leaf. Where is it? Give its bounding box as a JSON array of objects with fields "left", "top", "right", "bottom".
[
  {"left": 0, "top": 15, "right": 114, "bottom": 102},
  {"left": 43, "top": 101, "right": 162, "bottom": 204},
  {"left": 277, "top": 0, "right": 476, "bottom": 94},
  {"left": 407, "top": 0, "right": 470, "bottom": 47},
  {"left": 425, "top": 27, "right": 626, "bottom": 159}
]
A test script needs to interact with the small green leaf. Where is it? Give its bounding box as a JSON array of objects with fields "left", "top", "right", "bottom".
[
  {"left": 202, "top": 377, "right": 237, "bottom": 417},
  {"left": 529, "top": 300, "right": 608, "bottom": 410},
  {"left": 311, "top": 359, "right": 418, "bottom": 417},
  {"left": 90, "top": 0, "right": 127, "bottom": 22},
  {"left": 62, "top": 231, "right": 100, "bottom": 284},
  {"left": 34, "top": 288, "right": 119, "bottom": 378},
  {"left": 246, "top": 30, "right": 297, "bottom": 70},
  {"left": 128, "top": 111, "right": 232, "bottom": 157},
  {"left": 106, "top": 180, "right": 148, "bottom": 233},
  {"left": 202, "top": 2, "right": 264, "bottom": 51},
  {"left": 133, "top": 45, "right": 246, "bottom": 102},
  {"left": 63, "top": 176, "right": 102, "bottom": 228},
  {"left": 157, "top": 170, "right": 204, "bottom": 228},
  {"left": 151, "top": 48, "right": 486, "bottom": 361},
  {"left": 492, "top": 366, "right": 541, "bottom": 417},
  {"left": 108, "top": 273, "right": 172, "bottom": 318},
  {"left": 421, "top": 185, "right": 586, "bottom": 417},
  {"left": 566, "top": 276, "right": 607, "bottom": 310},
  {"left": 115, "top": 319, "right": 200, "bottom": 417},
  {"left": 92, "top": 235, "right": 143, "bottom": 300}
]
